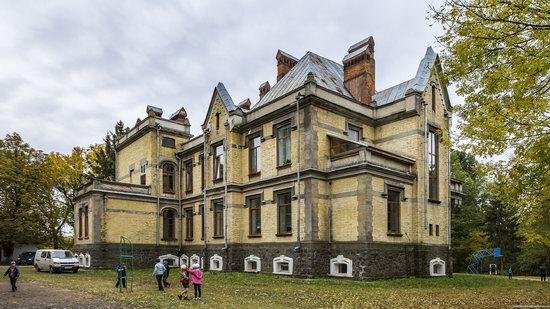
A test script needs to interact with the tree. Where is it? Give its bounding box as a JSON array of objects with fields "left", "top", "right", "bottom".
[
  {"left": 86, "top": 120, "right": 124, "bottom": 180},
  {"left": 483, "top": 199, "right": 522, "bottom": 267}
]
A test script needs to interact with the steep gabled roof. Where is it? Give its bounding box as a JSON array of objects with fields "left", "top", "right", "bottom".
[
  {"left": 201, "top": 82, "right": 237, "bottom": 128},
  {"left": 254, "top": 51, "right": 353, "bottom": 108}
]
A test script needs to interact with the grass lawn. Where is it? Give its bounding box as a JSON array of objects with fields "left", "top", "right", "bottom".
[{"left": 18, "top": 267, "right": 550, "bottom": 308}]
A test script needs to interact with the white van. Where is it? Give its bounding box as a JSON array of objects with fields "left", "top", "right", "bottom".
[{"left": 34, "top": 249, "right": 80, "bottom": 273}]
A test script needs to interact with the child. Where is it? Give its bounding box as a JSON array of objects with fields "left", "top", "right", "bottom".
[
  {"left": 162, "top": 260, "right": 171, "bottom": 288},
  {"left": 507, "top": 267, "right": 513, "bottom": 279},
  {"left": 3, "top": 261, "right": 20, "bottom": 292},
  {"left": 177, "top": 265, "right": 190, "bottom": 300},
  {"left": 152, "top": 258, "right": 166, "bottom": 291},
  {"left": 187, "top": 263, "right": 203, "bottom": 300},
  {"left": 115, "top": 264, "right": 127, "bottom": 289}
]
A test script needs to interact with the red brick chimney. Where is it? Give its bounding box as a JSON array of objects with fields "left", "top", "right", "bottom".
[
  {"left": 343, "top": 37, "right": 375, "bottom": 105},
  {"left": 259, "top": 81, "right": 271, "bottom": 99},
  {"left": 276, "top": 50, "right": 298, "bottom": 82}
]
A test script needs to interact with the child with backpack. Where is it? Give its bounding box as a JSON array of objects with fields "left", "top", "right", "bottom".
[{"left": 177, "top": 265, "right": 190, "bottom": 300}]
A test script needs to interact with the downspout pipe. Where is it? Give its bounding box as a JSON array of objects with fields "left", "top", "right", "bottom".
[
  {"left": 156, "top": 124, "right": 161, "bottom": 246},
  {"left": 447, "top": 114, "right": 453, "bottom": 273},
  {"left": 177, "top": 154, "right": 182, "bottom": 252},
  {"left": 223, "top": 122, "right": 229, "bottom": 251},
  {"left": 294, "top": 93, "right": 304, "bottom": 251},
  {"left": 423, "top": 99, "right": 429, "bottom": 230},
  {"left": 203, "top": 129, "right": 209, "bottom": 252}
]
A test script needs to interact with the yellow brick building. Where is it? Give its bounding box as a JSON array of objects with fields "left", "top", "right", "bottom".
[{"left": 74, "top": 37, "right": 462, "bottom": 278}]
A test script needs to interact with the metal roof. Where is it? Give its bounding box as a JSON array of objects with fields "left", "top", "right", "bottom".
[
  {"left": 215, "top": 82, "right": 236, "bottom": 112},
  {"left": 254, "top": 51, "right": 353, "bottom": 108},
  {"left": 146, "top": 105, "right": 163, "bottom": 116}
]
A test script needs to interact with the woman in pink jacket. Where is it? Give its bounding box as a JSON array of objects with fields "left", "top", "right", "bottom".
[{"left": 187, "top": 263, "right": 203, "bottom": 300}]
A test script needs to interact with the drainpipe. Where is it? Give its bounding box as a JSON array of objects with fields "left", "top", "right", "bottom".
[
  {"left": 202, "top": 129, "right": 209, "bottom": 252},
  {"left": 178, "top": 155, "right": 182, "bottom": 252},
  {"left": 423, "top": 98, "right": 429, "bottom": 230},
  {"left": 223, "top": 121, "right": 229, "bottom": 250},
  {"left": 295, "top": 93, "right": 304, "bottom": 251},
  {"left": 156, "top": 124, "right": 161, "bottom": 246},
  {"left": 447, "top": 115, "right": 453, "bottom": 266}
]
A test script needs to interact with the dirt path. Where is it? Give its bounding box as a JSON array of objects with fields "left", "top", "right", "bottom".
[{"left": 0, "top": 280, "right": 124, "bottom": 308}]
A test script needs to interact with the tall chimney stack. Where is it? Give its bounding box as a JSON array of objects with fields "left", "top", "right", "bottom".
[
  {"left": 259, "top": 81, "right": 271, "bottom": 99},
  {"left": 343, "top": 37, "right": 375, "bottom": 105},
  {"left": 276, "top": 50, "right": 298, "bottom": 82}
]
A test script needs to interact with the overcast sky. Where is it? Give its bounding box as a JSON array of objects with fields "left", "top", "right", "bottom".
[{"left": 0, "top": 0, "right": 458, "bottom": 154}]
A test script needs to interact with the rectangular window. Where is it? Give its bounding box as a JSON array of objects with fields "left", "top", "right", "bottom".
[
  {"left": 428, "top": 131, "right": 439, "bottom": 200},
  {"left": 162, "top": 163, "right": 175, "bottom": 193},
  {"left": 277, "top": 192, "right": 292, "bottom": 235},
  {"left": 140, "top": 162, "right": 147, "bottom": 185},
  {"left": 84, "top": 206, "right": 89, "bottom": 238},
  {"left": 129, "top": 169, "right": 134, "bottom": 183},
  {"left": 249, "top": 135, "right": 261, "bottom": 174},
  {"left": 213, "top": 201, "right": 224, "bottom": 237},
  {"left": 213, "top": 144, "right": 224, "bottom": 180},
  {"left": 387, "top": 189, "right": 401, "bottom": 234},
  {"left": 436, "top": 224, "right": 440, "bottom": 237},
  {"left": 200, "top": 205, "right": 205, "bottom": 240},
  {"left": 185, "top": 160, "right": 193, "bottom": 192},
  {"left": 429, "top": 224, "right": 433, "bottom": 236},
  {"left": 185, "top": 208, "right": 194, "bottom": 240},
  {"left": 162, "top": 137, "right": 176, "bottom": 148},
  {"left": 248, "top": 195, "right": 262, "bottom": 236},
  {"left": 78, "top": 207, "right": 83, "bottom": 239},
  {"left": 347, "top": 124, "right": 362, "bottom": 142},
  {"left": 277, "top": 123, "right": 291, "bottom": 166},
  {"left": 199, "top": 155, "right": 205, "bottom": 189},
  {"left": 431, "top": 85, "right": 436, "bottom": 112}
]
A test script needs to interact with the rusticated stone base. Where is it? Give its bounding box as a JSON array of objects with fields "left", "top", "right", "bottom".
[{"left": 74, "top": 242, "right": 450, "bottom": 279}]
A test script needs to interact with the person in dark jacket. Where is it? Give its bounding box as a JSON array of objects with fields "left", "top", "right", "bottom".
[
  {"left": 115, "top": 264, "right": 127, "bottom": 289},
  {"left": 3, "top": 261, "right": 20, "bottom": 292},
  {"left": 162, "top": 260, "right": 171, "bottom": 288},
  {"left": 540, "top": 264, "right": 548, "bottom": 282}
]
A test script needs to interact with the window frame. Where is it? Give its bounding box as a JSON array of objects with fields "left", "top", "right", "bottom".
[
  {"left": 140, "top": 161, "right": 147, "bottom": 185},
  {"left": 428, "top": 130, "right": 439, "bottom": 202},
  {"left": 162, "top": 162, "right": 176, "bottom": 194},
  {"left": 184, "top": 207, "right": 194, "bottom": 241},
  {"left": 84, "top": 206, "right": 89, "bottom": 239},
  {"left": 213, "top": 143, "right": 224, "bottom": 181},
  {"left": 276, "top": 121, "right": 292, "bottom": 167},
  {"left": 162, "top": 208, "right": 176, "bottom": 241},
  {"left": 347, "top": 123, "right": 362, "bottom": 142},
  {"left": 199, "top": 154, "right": 205, "bottom": 190},
  {"left": 436, "top": 224, "right": 440, "bottom": 237},
  {"left": 276, "top": 191, "right": 292, "bottom": 236},
  {"left": 247, "top": 195, "right": 262, "bottom": 237},
  {"left": 199, "top": 204, "right": 205, "bottom": 240},
  {"left": 184, "top": 159, "right": 193, "bottom": 193},
  {"left": 162, "top": 136, "right": 176, "bottom": 148},
  {"left": 431, "top": 84, "right": 436, "bottom": 112},
  {"left": 429, "top": 223, "right": 434, "bottom": 236},
  {"left": 386, "top": 188, "right": 402, "bottom": 236},
  {"left": 78, "top": 207, "right": 83, "bottom": 239},
  {"left": 248, "top": 134, "right": 262, "bottom": 175},
  {"left": 212, "top": 200, "right": 224, "bottom": 238}
]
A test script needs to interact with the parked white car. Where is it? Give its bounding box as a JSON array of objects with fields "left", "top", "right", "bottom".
[{"left": 34, "top": 249, "right": 79, "bottom": 273}]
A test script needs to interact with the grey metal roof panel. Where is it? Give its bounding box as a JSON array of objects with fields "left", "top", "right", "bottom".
[
  {"left": 215, "top": 82, "right": 236, "bottom": 112},
  {"left": 254, "top": 52, "right": 353, "bottom": 108},
  {"left": 410, "top": 47, "right": 437, "bottom": 93}
]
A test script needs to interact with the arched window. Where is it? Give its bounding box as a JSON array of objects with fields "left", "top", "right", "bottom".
[
  {"left": 162, "top": 163, "right": 175, "bottom": 193},
  {"left": 162, "top": 209, "right": 176, "bottom": 240}
]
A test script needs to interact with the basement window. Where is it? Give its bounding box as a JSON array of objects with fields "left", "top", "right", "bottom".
[
  {"left": 273, "top": 255, "right": 293, "bottom": 275},
  {"left": 330, "top": 255, "right": 353, "bottom": 278},
  {"left": 210, "top": 254, "right": 223, "bottom": 271},
  {"left": 430, "top": 258, "right": 446, "bottom": 276},
  {"left": 244, "top": 255, "right": 261, "bottom": 273},
  {"left": 159, "top": 254, "right": 179, "bottom": 267},
  {"left": 190, "top": 254, "right": 203, "bottom": 269},
  {"left": 180, "top": 254, "right": 189, "bottom": 267}
]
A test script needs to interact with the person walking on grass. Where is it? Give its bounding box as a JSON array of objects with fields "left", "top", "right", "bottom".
[
  {"left": 177, "top": 265, "right": 190, "bottom": 301},
  {"left": 507, "top": 267, "right": 513, "bottom": 279},
  {"left": 187, "top": 263, "right": 203, "bottom": 300},
  {"left": 3, "top": 261, "right": 20, "bottom": 292},
  {"left": 540, "top": 264, "right": 547, "bottom": 282},
  {"left": 162, "top": 260, "right": 171, "bottom": 288},
  {"left": 152, "top": 258, "right": 166, "bottom": 291},
  {"left": 115, "top": 264, "right": 127, "bottom": 289}
]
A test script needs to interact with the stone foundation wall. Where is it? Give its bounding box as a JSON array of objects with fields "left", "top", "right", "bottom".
[{"left": 75, "top": 242, "right": 450, "bottom": 279}]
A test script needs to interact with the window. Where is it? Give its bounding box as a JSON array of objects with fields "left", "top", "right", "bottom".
[
  {"left": 244, "top": 255, "right": 261, "bottom": 272},
  {"left": 185, "top": 208, "right": 194, "bottom": 240},
  {"left": 213, "top": 144, "right": 224, "bottom": 180},
  {"left": 210, "top": 254, "right": 223, "bottom": 271},
  {"left": 277, "top": 192, "right": 292, "bottom": 235},
  {"left": 387, "top": 189, "right": 401, "bottom": 234},
  {"left": 429, "top": 224, "right": 433, "bottom": 236},
  {"left": 249, "top": 135, "right": 261, "bottom": 174},
  {"left": 248, "top": 195, "right": 261, "bottom": 236},
  {"left": 78, "top": 207, "right": 83, "bottom": 239},
  {"left": 213, "top": 201, "right": 224, "bottom": 237},
  {"left": 273, "top": 255, "right": 293, "bottom": 275},
  {"left": 436, "top": 224, "right": 440, "bottom": 236},
  {"left": 162, "top": 163, "right": 175, "bottom": 193},
  {"left": 185, "top": 160, "right": 193, "bottom": 192},
  {"left": 330, "top": 136, "right": 360, "bottom": 157},
  {"left": 430, "top": 258, "right": 446, "bottom": 276},
  {"left": 199, "top": 155, "right": 205, "bottom": 189},
  {"left": 200, "top": 205, "right": 205, "bottom": 240},
  {"left": 162, "top": 137, "right": 176, "bottom": 148},
  {"left": 428, "top": 131, "right": 439, "bottom": 200},
  {"left": 140, "top": 161, "right": 147, "bottom": 185},
  {"left": 84, "top": 206, "right": 89, "bottom": 238},
  {"left": 347, "top": 124, "right": 362, "bottom": 142},
  {"left": 276, "top": 123, "right": 291, "bottom": 166},
  {"left": 431, "top": 85, "right": 436, "bottom": 112},
  {"left": 162, "top": 209, "right": 176, "bottom": 240},
  {"left": 215, "top": 112, "right": 220, "bottom": 131},
  {"left": 129, "top": 169, "right": 134, "bottom": 183},
  {"left": 330, "top": 255, "right": 353, "bottom": 277}
]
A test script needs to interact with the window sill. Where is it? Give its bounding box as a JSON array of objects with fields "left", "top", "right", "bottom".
[
  {"left": 248, "top": 171, "right": 261, "bottom": 177},
  {"left": 277, "top": 163, "right": 291, "bottom": 170},
  {"left": 185, "top": 238, "right": 194, "bottom": 242},
  {"left": 161, "top": 238, "right": 177, "bottom": 241},
  {"left": 78, "top": 237, "right": 83, "bottom": 240},
  {"left": 84, "top": 237, "right": 89, "bottom": 240},
  {"left": 248, "top": 234, "right": 262, "bottom": 238},
  {"left": 213, "top": 178, "right": 223, "bottom": 183},
  {"left": 387, "top": 232, "right": 403, "bottom": 237},
  {"left": 276, "top": 233, "right": 293, "bottom": 237},
  {"left": 428, "top": 199, "right": 442, "bottom": 204},
  {"left": 213, "top": 235, "right": 224, "bottom": 239},
  {"left": 163, "top": 191, "right": 175, "bottom": 195},
  {"left": 162, "top": 145, "right": 176, "bottom": 149},
  {"left": 185, "top": 190, "right": 193, "bottom": 194}
]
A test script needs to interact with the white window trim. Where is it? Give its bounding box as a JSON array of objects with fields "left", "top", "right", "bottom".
[
  {"left": 84, "top": 253, "right": 91, "bottom": 268},
  {"left": 210, "top": 254, "right": 223, "bottom": 271},
  {"left": 159, "top": 254, "right": 180, "bottom": 267},
  {"left": 329, "top": 255, "right": 353, "bottom": 278},
  {"left": 78, "top": 253, "right": 85, "bottom": 267},
  {"left": 430, "top": 257, "right": 446, "bottom": 276},
  {"left": 273, "top": 255, "right": 293, "bottom": 275},
  {"left": 179, "top": 254, "right": 189, "bottom": 268},
  {"left": 244, "top": 255, "right": 261, "bottom": 273},
  {"left": 190, "top": 254, "right": 203, "bottom": 269}
]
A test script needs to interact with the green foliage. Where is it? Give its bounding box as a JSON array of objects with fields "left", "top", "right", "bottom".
[
  {"left": 86, "top": 120, "right": 124, "bottom": 180},
  {"left": 484, "top": 200, "right": 523, "bottom": 267}
]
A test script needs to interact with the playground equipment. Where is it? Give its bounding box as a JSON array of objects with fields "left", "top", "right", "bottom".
[
  {"left": 467, "top": 247, "right": 502, "bottom": 274},
  {"left": 119, "top": 236, "right": 135, "bottom": 292}
]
